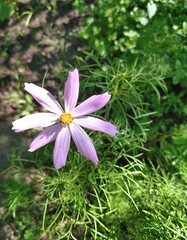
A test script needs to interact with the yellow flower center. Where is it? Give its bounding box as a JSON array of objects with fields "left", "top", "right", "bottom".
[{"left": 60, "top": 112, "right": 74, "bottom": 125}]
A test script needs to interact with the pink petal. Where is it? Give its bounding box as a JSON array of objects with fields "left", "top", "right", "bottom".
[
  {"left": 53, "top": 125, "right": 71, "bottom": 169},
  {"left": 69, "top": 123, "right": 99, "bottom": 164},
  {"left": 24, "top": 83, "right": 63, "bottom": 115},
  {"left": 74, "top": 116, "right": 118, "bottom": 136},
  {"left": 72, "top": 92, "right": 111, "bottom": 117},
  {"left": 12, "top": 113, "right": 59, "bottom": 132},
  {"left": 29, "top": 123, "right": 62, "bottom": 152},
  {"left": 64, "top": 69, "right": 79, "bottom": 112}
]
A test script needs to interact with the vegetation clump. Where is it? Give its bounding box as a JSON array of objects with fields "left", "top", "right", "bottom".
[{"left": 0, "top": 1, "right": 186, "bottom": 239}]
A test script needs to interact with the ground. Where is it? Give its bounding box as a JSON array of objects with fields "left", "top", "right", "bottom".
[
  {"left": 0, "top": 0, "right": 84, "bottom": 167},
  {"left": 0, "top": 1, "right": 84, "bottom": 238}
]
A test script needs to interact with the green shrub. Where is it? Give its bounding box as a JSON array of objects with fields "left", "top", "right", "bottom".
[{"left": 74, "top": 0, "right": 187, "bottom": 86}]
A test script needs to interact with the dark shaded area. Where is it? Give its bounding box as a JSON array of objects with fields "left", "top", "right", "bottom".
[
  {"left": 0, "top": 0, "right": 84, "bottom": 82},
  {"left": 0, "top": 0, "right": 85, "bottom": 168}
]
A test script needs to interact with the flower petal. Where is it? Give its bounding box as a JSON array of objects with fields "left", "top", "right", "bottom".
[
  {"left": 12, "top": 113, "right": 59, "bottom": 132},
  {"left": 72, "top": 92, "right": 111, "bottom": 117},
  {"left": 64, "top": 68, "right": 79, "bottom": 112},
  {"left": 53, "top": 125, "right": 71, "bottom": 169},
  {"left": 24, "top": 83, "right": 63, "bottom": 115},
  {"left": 74, "top": 116, "right": 118, "bottom": 136},
  {"left": 29, "top": 123, "right": 62, "bottom": 152},
  {"left": 69, "top": 123, "right": 99, "bottom": 164}
]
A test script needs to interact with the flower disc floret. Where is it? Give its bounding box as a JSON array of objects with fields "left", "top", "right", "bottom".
[{"left": 60, "top": 112, "right": 74, "bottom": 125}]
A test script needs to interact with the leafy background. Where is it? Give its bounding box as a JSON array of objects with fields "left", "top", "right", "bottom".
[{"left": 0, "top": 0, "right": 187, "bottom": 239}]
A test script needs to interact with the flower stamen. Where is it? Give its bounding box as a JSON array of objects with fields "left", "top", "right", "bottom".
[{"left": 60, "top": 112, "right": 74, "bottom": 125}]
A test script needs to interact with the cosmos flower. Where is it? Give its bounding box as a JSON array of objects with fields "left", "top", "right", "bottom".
[{"left": 12, "top": 69, "right": 117, "bottom": 169}]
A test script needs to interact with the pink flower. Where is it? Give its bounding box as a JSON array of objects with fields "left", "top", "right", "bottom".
[{"left": 12, "top": 69, "right": 117, "bottom": 169}]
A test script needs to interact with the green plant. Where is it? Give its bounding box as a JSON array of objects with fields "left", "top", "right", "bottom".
[
  {"left": 0, "top": 53, "right": 170, "bottom": 239},
  {"left": 74, "top": 0, "right": 187, "bottom": 87},
  {"left": 0, "top": 0, "right": 15, "bottom": 21}
]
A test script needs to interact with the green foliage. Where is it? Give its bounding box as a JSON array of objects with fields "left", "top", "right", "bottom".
[
  {"left": 75, "top": 52, "right": 166, "bottom": 145},
  {"left": 0, "top": 143, "right": 144, "bottom": 239},
  {"left": 0, "top": 0, "right": 186, "bottom": 238},
  {"left": 0, "top": 0, "right": 15, "bottom": 21},
  {"left": 147, "top": 88, "right": 187, "bottom": 140},
  {"left": 1, "top": 53, "right": 176, "bottom": 239},
  {"left": 136, "top": 4, "right": 187, "bottom": 88},
  {"left": 74, "top": 0, "right": 187, "bottom": 141},
  {"left": 1, "top": 125, "right": 187, "bottom": 239},
  {"left": 74, "top": 0, "right": 187, "bottom": 86},
  {"left": 133, "top": 125, "right": 187, "bottom": 240},
  {"left": 126, "top": 158, "right": 187, "bottom": 240},
  {"left": 0, "top": 0, "right": 58, "bottom": 25},
  {"left": 10, "top": 90, "right": 34, "bottom": 117}
]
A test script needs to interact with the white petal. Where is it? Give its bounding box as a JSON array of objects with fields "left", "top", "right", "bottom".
[
  {"left": 24, "top": 83, "right": 63, "bottom": 115},
  {"left": 53, "top": 126, "right": 71, "bottom": 169},
  {"left": 64, "top": 69, "right": 79, "bottom": 112},
  {"left": 69, "top": 123, "right": 99, "bottom": 164},
  {"left": 12, "top": 113, "right": 59, "bottom": 132},
  {"left": 147, "top": 1, "right": 157, "bottom": 19},
  {"left": 29, "top": 123, "right": 62, "bottom": 152},
  {"left": 72, "top": 92, "right": 111, "bottom": 117},
  {"left": 74, "top": 116, "right": 118, "bottom": 136}
]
